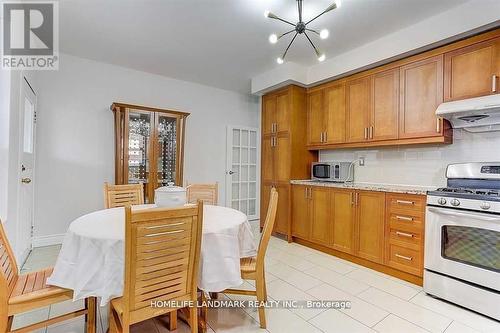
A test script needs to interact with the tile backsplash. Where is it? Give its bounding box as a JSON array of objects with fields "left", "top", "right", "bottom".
[{"left": 320, "top": 129, "right": 500, "bottom": 188}]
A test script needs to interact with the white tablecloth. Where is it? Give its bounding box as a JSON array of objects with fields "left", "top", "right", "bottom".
[{"left": 47, "top": 204, "right": 257, "bottom": 305}]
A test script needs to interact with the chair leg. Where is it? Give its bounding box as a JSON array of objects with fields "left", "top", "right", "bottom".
[
  {"left": 167, "top": 310, "right": 177, "bottom": 331},
  {"left": 189, "top": 306, "right": 198, "bottom": 333},
  {"left": 86, "top": 297, "right": 97, "bottom": 333},
  {"left": 262, "top": 274, "right": 268, "bottom": 302},
  {"left": 255, "top": 278, "right": 267, "bottom": 329}
]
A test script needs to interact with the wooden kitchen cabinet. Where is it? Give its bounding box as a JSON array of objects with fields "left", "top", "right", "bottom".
[
  {"left": 274, "top": 183, "right": 290, "bottom": 234},
  {"left": 399, "top": 55, "right": 444, "bottom": 139},
  {"left": 372, "top": 68, "right": 399, "bottom": 141},
  {"left": 307, "top": 90, "right": 324, "bottom": 145},
  {"left": 310, "top": 187, "right": 331, "bottom": 246},
  {"left": 346, "top": 77, "right": 372, "bottom": 143},
  {"left": 261, "top": 136, "right": 274, "bottom": 183},
  {"left": 291, "top": 185, "right": 311, "bottom": 239},
  {"left": 444, "top": 37, "right": 500, "bottom": 101},
  {"left": 355, "top": 191, "right": 386, "bottom": 264},
  {"left": 262, "top": 95, "right": 276, "bottom": 136},
  {"left": 273, "top": 135, "right": 291, "bottom": 182},
  {"left": 331, "top": 189, "right": 355, "bottom": 254},
  {"left": 262, "top": 90, "right": 291, "bottom": 135}
]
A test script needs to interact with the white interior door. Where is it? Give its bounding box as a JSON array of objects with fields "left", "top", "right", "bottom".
[
  {"left": 226, "top": 126, "right": 260, "bottom": 220},
  {"left": 17, "top": 78, "right": 37, "bottom": 263}
]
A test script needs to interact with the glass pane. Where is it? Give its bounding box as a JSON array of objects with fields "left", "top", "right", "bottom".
[
  {"left": 157, "top": 115, "right": 178, "bottom": 187},
  {"left": 241, "top": 148, "right": 248, "bottom": 164},
  {"left": 232, "top": 183, "right": 239, "bottom": 200},
  {"left": 232, "top": 129, "right": 240, "bottom": 146},
  {"left": 128, "top": 112, "right": 151, "bottom": 202},
  {"left": 23, "top": 98, "right": 34, "bottom": 153},
  {"left": 241, "top": 182, "right": 248, "bottom": 199},
  {"left": 250, "top": 148, "right": 257, "bottom": 164},
  {"left": 232, "top": 200, "right": 239, "bottom": 210},
  {"left": 249, "top": 166, "right": 256, "bottom": 181},
  {"left": 250, "top": 131, "right": 257, "bottom": 147},
  {"left": 442, "top": 226, "right": 500, "bottom": 272},
  {"left": 232, "top": 165, "right": 239, "bottom": 181},
  {"left": 240, "top": 200, "right": 248, "bottom": 215},
  {"left": 249, "top": 199, "right": 256, "bottom": 216},
  {"left": 232, "top": 147, "right": 240, "bottom": 164},
  {"left": 241, "top": 166, "right": 249, "bottom": 181},
  {"left": 249, "top": 182, "right": 256, "bottom": 199},
  {"left": 241, "top": 130, "right": 249, "bottom": 147}
]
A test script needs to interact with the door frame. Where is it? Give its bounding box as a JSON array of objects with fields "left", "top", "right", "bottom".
[
  {"left": 16, "top": 76, "right": 37, "bottom": 265},
  {"left": 225, "top": 125, "right": 260, "bottom": 220}
]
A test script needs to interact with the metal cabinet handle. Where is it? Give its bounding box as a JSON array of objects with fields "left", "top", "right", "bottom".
[
  {"left": 396, "top": 200, "right": 415, "bottom": 205},
  {"left": 364, "top": 127, "right": 368, "bottom": 140},
  {"left": 396, "top": 231, "right": 414, "bottom": 238},
  {"left": 351, "top": 192, "right": 355, "bottom": 205},
  {"left": 21, "top": 178, "right": 32, "bottom": 184},
  {"left": 396, "top": 215, "right": 414, "bottom": 221},
  {"left": 320, "top": 132, "right": 324, "bottom": 143},
  {"left": 355, "top": 192, "right": 359, "bottom": 206},
  {"left": 492, "top": 75, "right": 498, "bottom": 93},
  {"left": 436, "top": 118, "right": 441, "bottom": 133},
  {"left": 324, "top": 131, "right": 328, "bottom": 142},
  {"left": 369, "top": 126, "right": 373, "bottom": 139},
  {"left": 395, "top": 254, "right": 413, "bottom": 261}
]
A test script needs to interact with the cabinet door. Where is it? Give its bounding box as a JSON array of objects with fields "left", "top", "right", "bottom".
[
  {"left": 291, "top": 185, "right": 310, "bottom": 239},
  {"left": 260, "top": 183, "right": 272, "bottom": 228},
  {"left": 261, "top": 136, "right": 274, "bottom": 183},
  {"left": 400, "top": 55, "right": 444, "bottom": 139},
  {"left": 331, "top": 190, "right": 355, "bottom": 254},
  {"left": 307, "top": 90, "right": 324, "bottom": 145},
  {"left": 310, "top": 187, "right": 331, "bottom": 246},
  {"left": 356, "top": 191, "right": 385, "bottom": 263},
  {"left": 275, "top": 91, "right": 290, "bottom": 133},
  {"left": 262, "top": 95, "right": 276, "bottom": 136},
  {"left": 324, "top": 83, "right": 346, "bottom": 144},
  {"left": 346, "top": 77, "right": 371, "bottom": 143},
  {"left": 444, "top": 38, "right": 500, "bottom": 101},
  {"left": 372, "top": 69, "right": 399, "bottom": 141},
  {"left": 273, "top": 135, "right": 291, "bottom": 182},
  {"left": 274, "top": 184, "right": 290, "bottom": 235}
]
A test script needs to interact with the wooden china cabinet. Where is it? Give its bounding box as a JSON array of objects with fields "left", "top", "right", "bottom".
[{"left": 110, "top": 103, "right": 189, "bottom": 203}]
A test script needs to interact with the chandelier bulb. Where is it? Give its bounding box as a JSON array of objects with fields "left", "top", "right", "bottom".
[
  {"left": 318, "top": 54, "right": 326, "bottom": 62},
  {"left": 269, "top": 34, "right": 278, "bottom": 44},
  {"left": 277, "top": 57, "right": 284, "bottom": 64},
  {"left": 264, "top": 10, "right": 270, "bottom": 18},
  {"left": 320, "top": 29, "right": 329, "bottom": 39}
]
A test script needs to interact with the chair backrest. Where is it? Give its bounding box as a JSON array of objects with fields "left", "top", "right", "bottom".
[
  {"left": 256, "top": 188, "right": 278, "bottom": 271},
  {"left": 122, "top": 202, "right": 203, "bottom": 324},
  {"left": 0, "top": 220, "right": 19, "bottom": 299},
  {"left": 186, "top": 183, "right": 218, "bottom": 205},
  {"left": 104, "top": 182, "right": 144, "bottom": 208}
]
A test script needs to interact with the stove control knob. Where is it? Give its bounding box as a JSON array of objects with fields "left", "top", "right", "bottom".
[
  {"left": 437, "top": 198, "right": 447, "bottom": 205},
  {"left": 450, "top": 199, "right": 460, "bottom": 207},
  {"left": 480, "top": 202, "right": 491, "bottom": 210}
]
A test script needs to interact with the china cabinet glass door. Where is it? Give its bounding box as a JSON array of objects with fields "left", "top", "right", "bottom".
[{"left": 155, "top": 113, "right": 180, "bottom": 188}]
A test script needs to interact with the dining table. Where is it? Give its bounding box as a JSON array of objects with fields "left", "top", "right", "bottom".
[{"left": 47, "top": 204, "right": 257, "bottom": 331}]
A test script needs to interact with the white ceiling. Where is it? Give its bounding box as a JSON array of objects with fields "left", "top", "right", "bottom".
[{"left": 59, "top": 0, "right": 469, "bottom": 93}]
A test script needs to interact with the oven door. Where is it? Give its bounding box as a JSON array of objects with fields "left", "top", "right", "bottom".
[
  {"left": 425, "top": 206, "right": 500, "bottom": 291},
  {"left": 312, "top": 164, "right": 331, "bottom": 179}
]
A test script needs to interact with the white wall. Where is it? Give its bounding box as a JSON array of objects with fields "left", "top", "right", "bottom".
[
  {"left": 33, "top": 53, "right": 259, "bottom": 240},
  {"left": 0, "top": 71, "right": 11, "bottom": 225},
  {"left": 320, "top": 129, "right": 500, "bottom": 188}
]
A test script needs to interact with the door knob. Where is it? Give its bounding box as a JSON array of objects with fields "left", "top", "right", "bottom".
[
  {"left": 21, "top": 178, "right": 32, "bottom": 184},
  {"left": 228, "top": 171, "right": 236, "bottom": 175}
]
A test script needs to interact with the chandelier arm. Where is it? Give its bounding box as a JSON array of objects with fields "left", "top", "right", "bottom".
[
  {"left": 269, "top": 15, "right": 296, "bottom": 27},
  {"left": 305, "top": 28, "right": 319, "bottom": 35},
  {"left": 279, "top": 29, "right": 296, "bottom": 39},
  {"left": 298, "top": 0, "right": 303, "bottom": 22},
  {"left": 304, "top": 31, "right": 320, "bottom": 56},
  {"left": 282, "top": 32, "right": 299, "bottom": 60}
]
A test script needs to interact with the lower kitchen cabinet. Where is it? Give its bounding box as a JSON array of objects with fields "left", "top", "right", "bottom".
[
  {"left": 274, "top": 183, "right": 290, "bottom": 235},
  {"left": 291, "top": 185, "right": 310, "bottom": 239},
  {"left": 355, "top": 191, "right": 386, "bottom": 264},
  {"left": 331, "top": 189, "right": 355, "bottom": 254},
  {"left": 310, "top": 187, "right": 331, "bottom": 246}
]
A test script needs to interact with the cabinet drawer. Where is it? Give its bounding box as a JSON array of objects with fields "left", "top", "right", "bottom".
[
  {"left": 387, "top": 244, "right": 422, "bottom": 276},
  {"left": 388, "top": 228, "right": 422, "bottom": 248},
  {"left": 388, "top": 212, "right": 424, "bottom": 232},
  {"left": 387, "top": 194, "right": 425, "bottom": 214}
]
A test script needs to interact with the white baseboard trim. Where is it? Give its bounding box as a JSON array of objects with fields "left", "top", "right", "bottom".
[{"left": 32, "top": 234, "right": 65, "bottom": 248}]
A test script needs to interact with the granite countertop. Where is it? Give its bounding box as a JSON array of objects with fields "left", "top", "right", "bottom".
[{"left": 290, "top": 180, "right": 436, "bottom": 195}]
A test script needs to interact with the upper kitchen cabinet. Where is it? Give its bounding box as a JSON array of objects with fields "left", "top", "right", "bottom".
[
  {"left": 346, "top": 77, "right": 371, "bottom": 143},
  {"left": 371, "top": 68, "right": 399, "bottom": 141},
  {"left": 399, "top": 55, "right": 446, "bottom": 139},
  {"left": 444, "top": 37, "right": 500, "bottom": 101},
  {"left": 307, "top": 89, "right": 324, "bottom": 145},
  {"left": 262, "top": 89, "right": 291, "bottom": 135}
]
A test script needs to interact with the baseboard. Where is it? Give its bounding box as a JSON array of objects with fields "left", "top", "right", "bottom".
[{"left": 32, "top": 234, "right": 65, "bottom": 248}]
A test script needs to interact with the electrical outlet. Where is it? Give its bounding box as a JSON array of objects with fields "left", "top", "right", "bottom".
[{"left": 359, "top": 157, "right": 365, "bottom": 166}]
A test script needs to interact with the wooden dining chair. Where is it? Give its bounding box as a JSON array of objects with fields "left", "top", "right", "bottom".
[
  {"left": 223, "top": 187, "right": 278, "bottom": 329},
  {"left": 104, "top": 182, "right": 144, "bottom": 208},
  {"left": 108, "top": 202, "right": 204, "bottom": 333},
  {"left": 0, "top": 220, "right": 96, "bottom": 333},
  {"left": 186, "top": 183, "right": 218, "bottom": 205}
]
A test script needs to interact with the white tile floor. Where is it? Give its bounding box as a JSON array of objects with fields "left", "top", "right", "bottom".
[{"left": 15, "top": 221, "right": 500, "bottom": 333}]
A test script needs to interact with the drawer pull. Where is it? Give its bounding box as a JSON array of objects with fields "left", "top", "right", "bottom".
[
  {"left": 396, "top": 231, "right": 414, "bottom": 238},
  {"left": 395, "top": 254, "right": 413, "bottom": 261},
  {"left": 396, "top": 200, "right": 415, "bottom": 205},
  {"left": 396, "top": 215, "right": 413, "bottom": 221}
]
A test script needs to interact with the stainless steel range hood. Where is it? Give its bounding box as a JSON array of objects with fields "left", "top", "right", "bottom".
[{"left": 436, "top": 94, "right": 500, "bottom": 132}]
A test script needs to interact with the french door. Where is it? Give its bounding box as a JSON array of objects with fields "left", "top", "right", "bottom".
[{"left": 226, "top": 126, "right": 260, "bottom": 220}]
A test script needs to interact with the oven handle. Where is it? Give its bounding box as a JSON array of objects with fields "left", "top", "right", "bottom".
[{"left": 427, "top": 207, "right": 500, "bottom": 222}]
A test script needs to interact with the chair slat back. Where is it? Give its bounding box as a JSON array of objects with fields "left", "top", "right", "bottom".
[
  {"left": 123, "top": 203, "right": 203, "bottom": 322},
  {"left": 0, "top": 221, "right": 19, "bottom": 296},
  {"left": 104, "top": 183, "right": 144, "bottom": 208},
  {"left": 186, "top": 183, "right": 218, "bottom": 205},
  {"left": 256, "top": 188, "right": 278, "bottom": 271}
]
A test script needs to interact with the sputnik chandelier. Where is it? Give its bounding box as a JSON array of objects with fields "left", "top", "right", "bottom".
[{"left": 264, "top": 0, "right": 341, "bottom": 64}]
